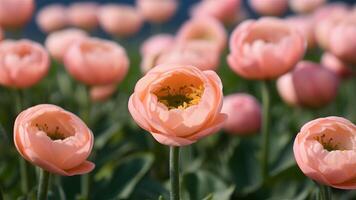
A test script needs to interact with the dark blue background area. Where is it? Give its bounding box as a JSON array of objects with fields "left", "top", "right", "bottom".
[{"left": 22, "top": 0, "right": 356, "bottom": 41}]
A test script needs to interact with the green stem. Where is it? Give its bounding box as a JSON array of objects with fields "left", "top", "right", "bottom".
[
  {"left": 169, "top": 146, "right": 180, "bottom": 200},
  {"left": 13, "top": 89, "right": 31, "bottom": 194},
  {"left": 37, "top": 169, "right": 50, "bottom": 200},
  {"left": 318, "top": 184, "right": 332, "bottom": 200},
  {"left": 261, "top": 81, "right": 271, "bottom": 181}
]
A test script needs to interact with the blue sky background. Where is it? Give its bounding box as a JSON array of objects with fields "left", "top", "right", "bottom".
[{"left": 22, "top": 0, "right": 355, "bottom": 41}]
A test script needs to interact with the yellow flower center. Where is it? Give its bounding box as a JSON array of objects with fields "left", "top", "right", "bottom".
[
  {"left": 314, "top": 134, "right": 342, "bottom": 151},
  {"left": 154, "top": 84, "right": 204, "bottom": 110}
]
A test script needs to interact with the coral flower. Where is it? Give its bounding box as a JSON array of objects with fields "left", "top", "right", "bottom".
[
  {"left": 36, "top": 4, "right": 68, "bottom": 33},
  {"left": 45, "top": 28, "right": 88, "bottom": 61},
  {"left": 67, "top": 2, "right": 99, "bottom": 30},
  {"left": 294, "top": 117, "right": 356, "bottom": 189},
  {"left": 64, "top": 37, "right": 129, "bottom": 86},
  {"left": 136, "top": 0, "right": 178, "bottom": 23},
  {"left": 157, "top": 42, "right": 221, "bottom": 71},
  {"left": 90, "top": 84, "right": 117, "bottom": 102},
  {"left": 228, "top": 17, "right": 306, "bottom": 80},
  {"left": 191, "top": 0, "right": 241, "bottom": 25},
  {"left": 290, "top": 0, "right": 326, "bottom": 14},
  {"left": 128, "top": 64, "right": 226, "bottom": 146},
  {"left": 0, "top": 40, "right": 49, "bottom": 88},
  {"left": 221, "top": 93, "right": 261, "bottom": 135},
  {"left": 0, "top": 0, "right": 34, "bottom": 29},
  {"left": 98, "top": 4, "right": 143, "bottom": 38},
  {"left": 176, "top": 17, "right": 227, "bottom": 52},
  {"left": 248, "top": 0, "right": 288, "bottom": 16},
  {"left": 276, "top": 61, "right": 339, "bottom": 108},
  {"left": 321, "top": 52, "right": 354, "bottom": 79},
  {"left": 14, "top": 104, "right": 95, "bottom": 176}
]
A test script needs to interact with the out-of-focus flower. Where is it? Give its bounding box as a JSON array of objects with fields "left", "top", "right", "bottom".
[
  {"left": 140, "top": 34, "right": 175, "bottom": 73},
  {"left": 191, "top": 0, "right": 241, "bottom": 25},
  {"left": 90, "top": 84, "right": 117, "bottom": 102},
  {"left": 67, "top": 2, "right": 98, "bottom": 30},
  {"left": 157, "top": 42, "right": 221, "bottom": 71},
  {"left": 313, "top": 2, "right": 349, "bottom": 22},
  {"left": 98, "top": 4, "right": 143, "bottom": 38},
  {"left": 228, "top": 17, "right": 306, "bottom": 80},
  {"left": 0, "top": 40, "right": 49, "bottom": 88},
  {"left": 294, "top": 116, "right": 356, "bottom": 189},
  {"left": 221, "top": 93, "right": 261, "bottom": 135},
  {"left": 290, "top": 0, "right": 326, "bottom": 14},
  {"left": 276, "top": 61, "right": 339, "bottom": 108},
  {"left": 128, "top": 64, "right": 226, "bottom": 146},
  {"left": 36, "top": 4, "right": 68, "bottom": 33},
  {"left": 248, "top": 0, "right": 288, "bottom": 16},
  {"left": 136, "top": 0, "right": 178, "bottom": 23},
  {"left": 286, "top": 15, "right": 316, "bottom": 49},
  {"left": 0, "top": 0, "right": 35, "bottom": 29},
  {"left": 45, "top": 29, "right": 88, "bottom": 61},
  {"left": 14, "top": 104, "right": 95, "bottom": 176},
  {"left": 0, "top": 27, "right": 3, "bottom": 41},
  {"left": 176, "top": 17, "right": 227, "bottom": 52},
  {"left": 321, "top": 52, "right": 354, "bottom": 79},
  {"left": 64, "top": 37, "right": 129, "bottom": 86}
]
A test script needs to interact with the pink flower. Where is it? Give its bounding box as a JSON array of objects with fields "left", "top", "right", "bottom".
[
  {"left": 64, "top": 37, "right": 129, "bottom": 86},
  {"left": 221, "top": 93, "right": 261, "bottom": 135},
  {"left": 176, "top": 17, "right": 227, "bottom": 53},
  {"left": 136, "top": 0, "right": 178, "bottom": 23},
  {"left": 191, "top": 0, "right": 241, "bottom": 25},
  {"left": 321, "top": 52, "right": 354, "bottom": 79},
  {"left": 0, "top": 40, "right": 49, "bottom": 88},
  {"left": 290, "top": 0, "right": 326, "bottom": 14},
  {"left": 0, "top": 0, "right": 34, "bottom": 29},
  {"left": 294, "top": 116, "right": 356, "bottom": 189},
  {"left": 98, "top": 4, "right": 143, "bottom": 38},
  {"left": 276, "top": 61, "right": 339, "bottom": 108},
  {"left": 157, "top": 42, "right": 221, "bottom": 71},
  {"left": 140, "top": 34, "right": 175, "bottom": 73},
  {"left": 228, "top": 17, "right": 306, "bottom": 80},
  {"left": 248, "top": 0, "right": 288, "bottom": 16},
  {"left": 286, "top": 15, "right": 316, "bottom": 49},
  {"left": 312, "top": 2, "right": 349, "bottom": 22},
  {"left": 36, "top": 4, "right": 68, "bottom": 33},
  {"left": 128, "top": 64, "right": 226, "bottom": 146},
  {"left": 67, "top": 2, "right": 98, "bottom": 30},
  {"left": 45, "top": 28, "right": 88, "bottom": 61},
  {"left": 90, "top": 84, "right": 117, "bottom": 102},
  {"left": 14, "top": 104, "right": 95, "bottom": 176}
]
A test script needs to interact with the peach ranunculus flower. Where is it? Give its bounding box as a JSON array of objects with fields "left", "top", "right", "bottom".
[
  {"left": 90, "top": 84, "right": 117, "bottom": 102},
  {"left": 0, "top": 0, "right": 34, "bottom": 29},
  {"left": 128, "top": 64, "right": 227, "bottom": 146},
  {"left": 67, "top": 2, "right": 99, "bottom": 30},
  {"left": 286, "top": 15, "right": 316, "bottom": 49},
  {"left": 98, "top": 4, "right": 143, "bottom": 38},
  {"left": 227, "top": 17, "right": 306, "bottom": 80},
  {"left": 321, "top": 52, "right": 354, "bottom": 79},
  {"left": 136, "top": 0, "right": 178, "bottom": 24},
  {"left": 190, "top": 0, "right": 241, "bottom": 25},
  {"left": 294, "top": 116, "right": 356, "bottom": 189},
  {"left": 276, "top": 61, "right": 339, "bottom": 108},
  {"left": 140, "top": 34, "right": 175, "bottom": 73},
  {"left": 176, "top": 17, "right": 227, "bottom": 53},
  {"left": 45, "top": 28, "right": 88, "bottom": 61},
  {"left": 0, "top": 40, "right": 49, "bottom": 89},
  {"left": 221, "top": 93, "right": 261, "bottom": 135},
  {"left": 36, "top": 4, "right": 68, "bottom": 33},
  {"left": 14, "top": 104, "right": 95, "bottom": 176},
  {"left": 64, "top": 37, "right": 129, "bottom": 86},
  {"left": 248, "top": 0, "right": 288, "bottom": 16},
  {"left": 157, "top": 42, "right": 221, "bottom": 71},
  {"left": 290, "top": 0, "right": 326, "bottom": 14}
]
